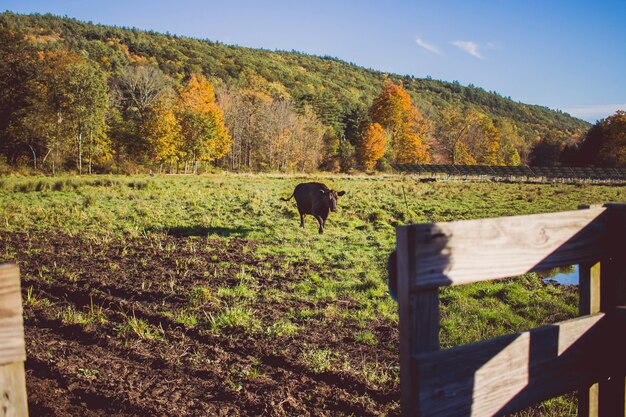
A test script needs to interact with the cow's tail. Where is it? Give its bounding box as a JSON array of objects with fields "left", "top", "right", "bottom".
[{"left": 280, "top": 192, "right": 295, "bottom": 202}]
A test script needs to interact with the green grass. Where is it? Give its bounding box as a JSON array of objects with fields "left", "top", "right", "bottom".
[
  {"left": 59, "top": 300, "right": 107, "bottom": 327},
  {"left": 4, "top": 174, "right": 624, "bottom": 340},
  {"left": 301, "top": 346, "right": 341, "bottom": 373},
  {"left": 117, "top": 316, "right": 165, "bottom": 341},
  {"left": 3, "top": 175, "right": 624, "bottom": 334},
  {"left": 206, "top": 306, "right": 260, "bottom": 333}
]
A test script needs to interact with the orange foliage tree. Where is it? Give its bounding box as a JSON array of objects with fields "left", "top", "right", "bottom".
[
  {"left": 370, "top": 81, "right": 430, "bottom": 165},
  {"left": 360, "top": 122, "right": 387, "bottom": 170}
]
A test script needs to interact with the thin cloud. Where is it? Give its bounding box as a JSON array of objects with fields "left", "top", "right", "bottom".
[
  {"left": 453, "top": 40, "right": 484, "bottom": 59},
  {"left": 415, "top": 37, "right": 442, "bottom": 55},
  {"left": 562, "top": 104, "right": 626, "bottom": 123}
]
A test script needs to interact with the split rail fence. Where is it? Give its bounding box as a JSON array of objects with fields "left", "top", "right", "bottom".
[
  {"left": 392, "top": 203, "right": 626, "bottom": 416},
  {"left": 0, "top": 264, "right": 28, "bottom": 417},
  {"left": 395, "top": 164, "right": 626, "bottom": 182}
]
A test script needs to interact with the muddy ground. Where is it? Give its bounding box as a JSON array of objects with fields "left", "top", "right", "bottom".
[{"left": 2, "top": 231, "right": 400, "bottom": 416}]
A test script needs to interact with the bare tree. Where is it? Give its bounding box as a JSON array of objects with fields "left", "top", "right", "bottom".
[{"left": 113, "top": 65, "right": 170, "bottom": 120}]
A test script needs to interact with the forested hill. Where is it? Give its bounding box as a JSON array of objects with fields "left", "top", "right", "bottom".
[{"left": 1, "top": 12, "right": 590, "bottom": 172}]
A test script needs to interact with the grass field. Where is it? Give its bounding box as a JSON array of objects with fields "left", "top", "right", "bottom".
[{"left": 1, "top": 173, "right": 624, "bottom": 416}]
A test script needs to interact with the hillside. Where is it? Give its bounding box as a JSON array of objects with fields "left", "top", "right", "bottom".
[{"left": 0, "top": 11, "right": 590, "bottom": 171}]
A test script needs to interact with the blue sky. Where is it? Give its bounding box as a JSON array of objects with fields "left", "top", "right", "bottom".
[{"left": 3, "top": 0, "right": 625, "bottom": 123}]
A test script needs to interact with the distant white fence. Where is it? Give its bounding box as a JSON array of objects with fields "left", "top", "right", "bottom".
[{"left": 395, "top": 164, "right": 626, "bottom": 182}]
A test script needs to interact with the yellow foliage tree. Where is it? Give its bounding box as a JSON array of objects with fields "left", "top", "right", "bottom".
[
  {"left": 473, "top": 112, "right": 500, "bottom": 165},
  {"left": 395, "top": 107, "right": 431, "bottom": 164},
  {"left": 178, "top": 73, "right": 231, "bottom": 171},
  {"left": 144, "top": 95, "right": 182, "bottom": 168},
  {"left": 435, "top": 108, "right": 501, "bottom": 165},
  {"left": 360, "top": 123, "right": 387, "bottom": 170}
]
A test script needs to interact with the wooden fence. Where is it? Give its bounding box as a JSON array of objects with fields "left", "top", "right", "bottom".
[
  {"left": 395, "top": 164, "right": 626, "bottom": 182},
  {"left": 392, "top": 204, "right": 626, "bottom": 416},
  {"left": 0, "top": 263, "right": 28, "bottom": 417}
]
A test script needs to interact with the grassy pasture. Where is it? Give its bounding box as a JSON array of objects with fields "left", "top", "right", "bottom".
[{"left": 1, "top": 173, "right": 624, "bottom": 416}]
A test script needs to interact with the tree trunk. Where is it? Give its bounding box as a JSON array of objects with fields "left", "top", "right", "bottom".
[
  {"left": 88, "top": 130, "right": 93, "bottom": 175},
  {"left": 27, "top": 144, "right": 37, "bottom": 170},
  {"left": 78, "top": 130, "right": 83, "bottom": 175}
]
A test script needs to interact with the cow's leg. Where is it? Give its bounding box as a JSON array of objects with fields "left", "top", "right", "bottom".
[
  {"left": 315, "top": 216, "right": 324, "bottom": 234},
  {"left": 299, "top": 212, "right": 305, "bottom": 228}
]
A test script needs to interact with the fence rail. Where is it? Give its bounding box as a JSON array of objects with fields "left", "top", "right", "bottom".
[
  {"left": 392, "top": 204, "right": 626, "bottom": 416},
  {"left": 0, "top": 263, "right": 28, "bottom": 417},
  {"left": 395, "top": 164, "right": 626, "bottom": 182}
]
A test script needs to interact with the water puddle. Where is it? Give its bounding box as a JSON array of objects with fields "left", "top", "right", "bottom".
[{"left": 541, "top": 264, "right": 579, "bottom": 286}]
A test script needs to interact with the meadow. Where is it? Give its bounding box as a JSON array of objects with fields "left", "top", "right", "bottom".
[{"left": 1, "top": 173, "right": 625, "bottom": 416}]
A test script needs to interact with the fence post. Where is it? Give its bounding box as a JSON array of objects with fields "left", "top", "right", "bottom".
[
  {"left": 0, "top": 263, "right": 28, "bottom": 417},
  {"left": 397, "top": 226, "right": 440, "bottom": 417},
  {"left": 579, "top": 204, "right": 626, "bottom": 417},
  {"left": 601, "top": 204, "right": 626, "bottom": 416},
  {"left": 578, "top": 261, "right": 601, "bottom": 417}
]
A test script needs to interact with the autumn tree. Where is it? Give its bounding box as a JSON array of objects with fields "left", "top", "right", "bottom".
[
  {"left": 395, "top": 108, "right": 431, "bottom": 164},
  {"left": 111, "top": 64, "right": 172, "bottom": 163},
  {"left": 178, "top": 73, "right": 231, "bottom": 172},
  {"left": 218, "top": 84, "right": 326, "bottom": 172},
  {"left": 370, "top": 82, "right": 412, "bottom": 134},
  {"left": 143, "top": 94, "right": 182, "bottom": 171},
  {"left": 434, "top": 108, "right": 504, "bottom": 165},
  {"left": 1, "top": 43, "right": 109, "bottom": 174},
  {"left": 370, "top": 81, "right": 430, "bottom": 164},
  {"left": 292, "top": 105, "right": 326, "bottom": 172},
  {"left": 60, "top": 61, "right": 109, "bottom": 174},
  {"left": 463, "top": 111, "right": 499, "bottom": 165},
  {"left": 495, "top": 118, "right": 523, "bottom": 166},
  {"left": 433, "top": 107, "right": 464, "bottom": 164},
  {"left": 360, "top": 122, "right": 387, "bottom": 170},
  {"left": 0, "top": 27, "right": 37, "bottom": 165},
  {"left": 1, "top": 47, "right": 75, "bottom": 172},
  {"left": 529, "top": 129, "right": 569, "bottom": 166},
  {"left": 594, "top": 111, "right": 626, "bottom": 166}
]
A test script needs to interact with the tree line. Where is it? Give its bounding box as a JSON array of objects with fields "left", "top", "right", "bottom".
[{"left": 2, "top": 14, "right": 621, "bottom": 174}]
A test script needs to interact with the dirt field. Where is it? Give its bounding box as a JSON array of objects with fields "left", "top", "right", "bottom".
[{"left": 5, "top": 230, "right": 400, "bottom": 416}]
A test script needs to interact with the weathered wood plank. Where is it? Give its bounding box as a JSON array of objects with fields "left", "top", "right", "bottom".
[
  {"left": 579, "top": 261, "right": 602, "bottom": 417},
  {"left": 412, "top": 314, "right": 611, "bottom": 417},
  {"left": 402, "top": 207, "right": 608, "bottom": 289},
  {"left": 0, "top": 362, "right": 28, "bottom": 417},
  {"left": 398, "top": 227, "right": 442, "bottom": 417},
  {"left": 0, "top": 263, "right": 28, "bottom": 417},
  {"left": 0, "top": 264, "right": 25, "bottom": 366},
  {"left": 579, "top": 262, "right": 601, "bottom": 316},
  {"left": 396, "top": 226, "right": 416, "bottom": 417}
]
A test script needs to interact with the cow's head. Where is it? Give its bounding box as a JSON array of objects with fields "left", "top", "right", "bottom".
[{"left": 321, "top": 189, "right": 346, "bottom": 212}]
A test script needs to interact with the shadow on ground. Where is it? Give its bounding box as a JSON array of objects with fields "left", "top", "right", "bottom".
[{"left": 153, "top": 226, "right": 252, "bottom": 237}]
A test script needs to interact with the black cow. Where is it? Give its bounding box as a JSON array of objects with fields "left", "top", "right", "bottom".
[{"left": 281, "top": 182, "right": 346, "bottom": 234}]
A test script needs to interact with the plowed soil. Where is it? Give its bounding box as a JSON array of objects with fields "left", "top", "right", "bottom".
[{"left": 2, "top": 231, "right": 400, "bottom": 416}]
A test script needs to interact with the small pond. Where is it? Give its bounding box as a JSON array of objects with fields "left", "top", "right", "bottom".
[{"left": 541, "top": 264, "right": 579, "bottom": 286}]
